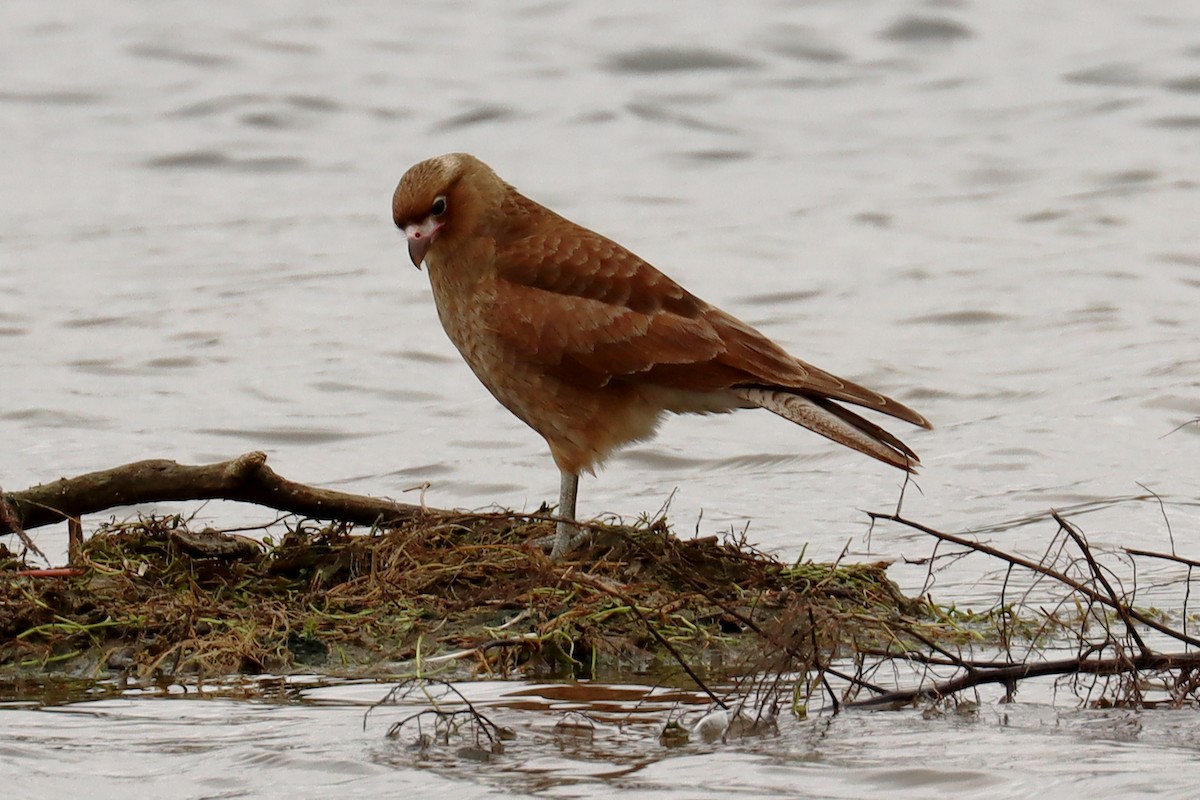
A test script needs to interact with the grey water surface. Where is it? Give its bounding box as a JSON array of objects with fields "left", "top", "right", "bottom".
[{"left": 3, "top": 0, "right": 1200, "bottom": 796}]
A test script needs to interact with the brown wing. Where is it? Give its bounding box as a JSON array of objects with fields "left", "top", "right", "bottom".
[
  {"left": 492, "top": 223, "right": 732, "bottom": 389},
  {"left": 492, "top": 209, "right": 930, "bottom": 429}
]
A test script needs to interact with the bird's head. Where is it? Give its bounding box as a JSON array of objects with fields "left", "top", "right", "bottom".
[{"left": 392, "top": 153, "right": 503, "bottom": 270}]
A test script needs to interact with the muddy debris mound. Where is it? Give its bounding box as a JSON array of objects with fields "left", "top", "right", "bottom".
[{"left": 1, "top": 513, "right": 921, "bottom": 682}]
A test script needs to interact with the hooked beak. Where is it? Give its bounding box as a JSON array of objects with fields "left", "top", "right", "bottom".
[{"left": 404, "top": 218, "right": 443, "bottom": 270}]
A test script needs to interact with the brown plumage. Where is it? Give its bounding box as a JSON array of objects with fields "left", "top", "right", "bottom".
[{"left": 392, "top": 153, "right": 931, "bottom": 557}]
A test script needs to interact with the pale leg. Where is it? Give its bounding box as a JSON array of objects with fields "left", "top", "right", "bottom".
[{"left": 550, "top": 469, "right": 579, "bottom": 560}]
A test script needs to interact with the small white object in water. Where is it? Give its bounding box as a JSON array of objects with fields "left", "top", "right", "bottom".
[{"left": 692, "top": 708, "right": 729, "bottom": 743}]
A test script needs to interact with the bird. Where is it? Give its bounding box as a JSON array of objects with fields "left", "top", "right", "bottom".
[{"left": 391, "top": 153, "right": 931, "bottom": 559}]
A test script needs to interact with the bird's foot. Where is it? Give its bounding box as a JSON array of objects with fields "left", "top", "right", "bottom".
[{"left": 538, "top": 519, "right": 594, "bottom": 560}]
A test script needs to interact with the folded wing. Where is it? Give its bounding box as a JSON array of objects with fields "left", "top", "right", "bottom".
[{"left": 491, "top": 207, "right": 929, "bottom": 469}]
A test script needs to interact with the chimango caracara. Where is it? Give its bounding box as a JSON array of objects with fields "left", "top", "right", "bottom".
[{"left": 392, "top": 153, "right": 931, "bottom": 559}]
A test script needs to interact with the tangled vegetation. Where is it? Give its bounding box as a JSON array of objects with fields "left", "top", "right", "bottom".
[{"left": 0, "top": 512, "right": 921, "bottom": 688}]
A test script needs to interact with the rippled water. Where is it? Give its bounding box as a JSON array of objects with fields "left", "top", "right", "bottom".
[
  {"left": 4, "top": 679, "right": 1200, "bottom": 799},
  {"left": 4, "top": 0, "right": 1200, "bottom": 795},
  {"left": 7, "top": 681, "right": 1200, "bottom": 796}
]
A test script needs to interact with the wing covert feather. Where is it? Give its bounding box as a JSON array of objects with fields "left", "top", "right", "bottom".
[{"left": 491, "top": 215, "right": 928, "bottom": 428}]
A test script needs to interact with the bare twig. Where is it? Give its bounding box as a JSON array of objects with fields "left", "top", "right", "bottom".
[
  {"left": 0, "top": 483, "right": 47, "bottom": 561},
  {"left": 1160, "top": 417, "right": 1200, "bottom": 438},
  {"left": 1136, "top": 481, "right": 1175, "bottom": 554},
  {"left": 1053, "top": 511, "right": 1148, "bottom": 658},
  {"left": 870, "top": 512, "right": 1200, "bottom": 649},
  {"left": 366, "top": 677, "right": 510, "bottom": 749},
  {"left": 1125, "top": 547, "right": 1200, "bottom": 570},
  {"left": 849, "top": 650, "right": 1200, "bottom": 709}
]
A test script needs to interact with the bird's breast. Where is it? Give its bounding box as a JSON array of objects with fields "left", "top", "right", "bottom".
[{"left": 425, "top": 269, "right": 494, "bottom": 367}]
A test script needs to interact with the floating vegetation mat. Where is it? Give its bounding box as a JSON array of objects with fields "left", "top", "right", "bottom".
[{"left": 0, "top": 513, "right": 927, "bottom": 684}]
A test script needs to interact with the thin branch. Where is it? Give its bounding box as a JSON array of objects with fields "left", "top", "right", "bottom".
[
  {"left": 849, "top": 650, "right": 1200, "bottom": 709},
  {"left": 870, "top": 512, "right": 1200, "bottom": 649},
  {"left": 1053, "top": 511, "right": 1148, "bottom": 658},
  {"left": 1125, "top": 547, "right": 1200, "bottom": 570},
  {"left": 0, "top": 483, "right": 47, "bottom": 561},
  {"left": 1160, "top": 417, "right": 1200, "bottom": 439},
  {"left": 1136, "top": 481, "right": 1175, "bottom": 554}
]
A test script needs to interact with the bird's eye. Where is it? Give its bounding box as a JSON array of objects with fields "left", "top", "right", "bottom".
[{"left": 430, "top": 196, "right": 447, "bottom": 216}]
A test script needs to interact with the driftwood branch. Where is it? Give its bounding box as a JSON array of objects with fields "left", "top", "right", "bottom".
[
  {"left": 2, "top": 452, "right": 424, "bottom": 533},
  {"left": 849, "top": 650, "right": 1200, "bottom": 709}
]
